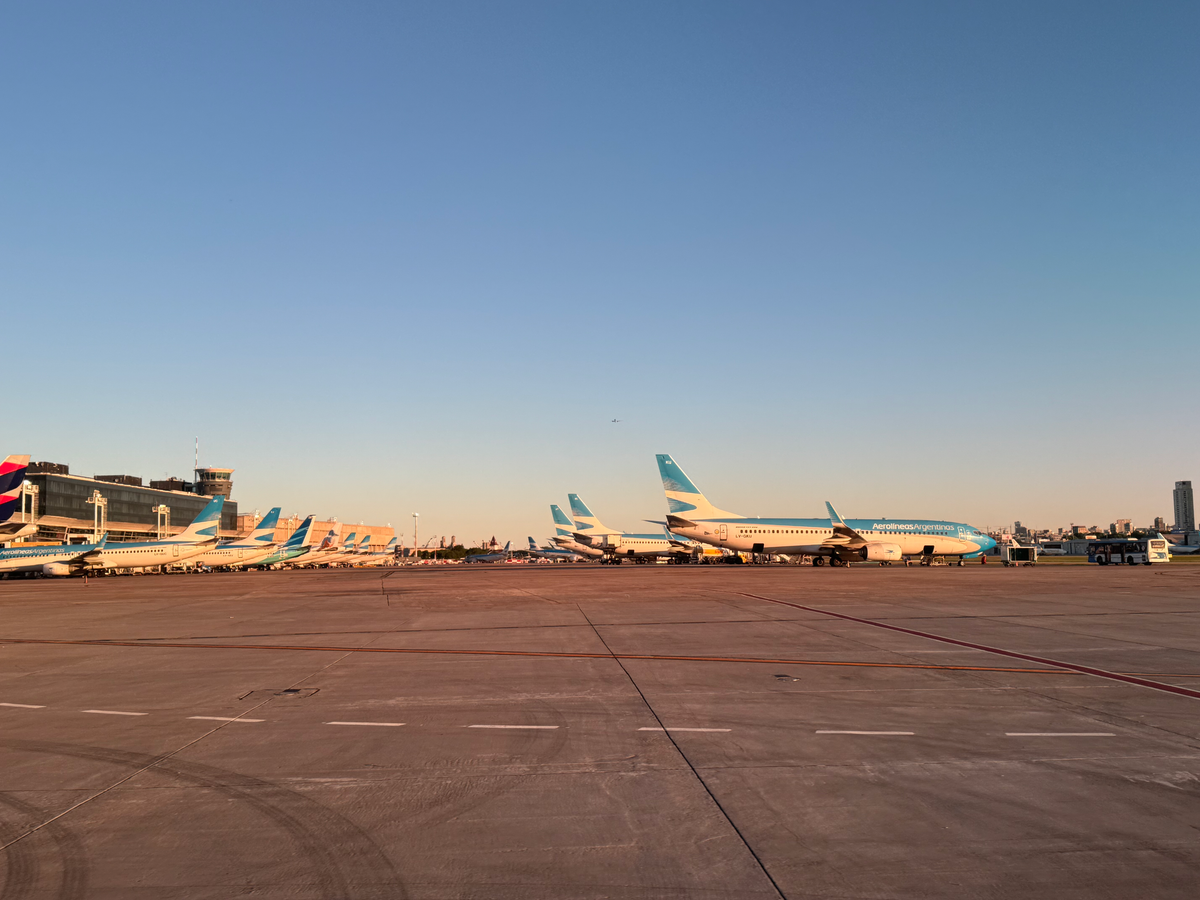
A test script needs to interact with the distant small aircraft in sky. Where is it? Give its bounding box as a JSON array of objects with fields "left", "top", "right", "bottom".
[{"left": 611, "top": 418, "right": 621, "bottom": 423}]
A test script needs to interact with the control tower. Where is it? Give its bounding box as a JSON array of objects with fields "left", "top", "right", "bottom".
[{"left": 194, "top": 467, "right": 234, "bottom": 499}]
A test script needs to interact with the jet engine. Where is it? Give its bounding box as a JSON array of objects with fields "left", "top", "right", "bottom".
[
  {"left": 42, "top": 563, "right": 73, "bottom": 577},
  {"left": 858, "top": 543, "right": 902, "bottom": 562}
]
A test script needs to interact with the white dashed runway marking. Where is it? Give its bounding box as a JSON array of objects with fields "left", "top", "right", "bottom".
[
  {"left": 467, "top": 724, "right": 559, "bottom": 729},
  {"left": 816, "top": 730, "right": 914, "bottom": 735},
  {"left": 1005, "top": 732, "right": 1115, "bottom": 737},
  {"left": 638, "top": 727, "right": 731, "bottom": 733},
  {"left": 0, "top": 702, "right": 45, "bottom": 709},
  {"left": 325, "top": 721, "right": 406, "bottom": 727},
  {"left": 188, "top": 716, "right": 264, "bottom": 723},
  {"left": 83, "top": 709, "right": 147, "bottom": 716}
]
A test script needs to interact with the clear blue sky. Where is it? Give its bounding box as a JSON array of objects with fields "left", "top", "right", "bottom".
[{"left": 4, "top": 1, "right": 1197, "bottom": 542}]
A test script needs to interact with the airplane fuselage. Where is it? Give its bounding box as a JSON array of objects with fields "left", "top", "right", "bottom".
[
  {"left": 91, "top": 538, "right": 218, "bottom": 570},
  {"left": 188, "top": 543, "right": 279, "bottom": 569},
  {"left": 673, "top": 517, "right": 992, "bottom": 559},
  {"left": 0, "top": 542, "right": 101, "bottom": 574},
  {"left": 574, "top": 532, "right": 692, "bottom": 559}
]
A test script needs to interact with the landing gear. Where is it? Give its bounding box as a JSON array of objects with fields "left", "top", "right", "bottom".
[{"left": 812, "top": 556, "right": 825, "bottom": 567}]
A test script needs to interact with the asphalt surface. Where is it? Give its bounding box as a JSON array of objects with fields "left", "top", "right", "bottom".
[{"left": 2, "top": 563, "right": 1200, "bottom": 899}]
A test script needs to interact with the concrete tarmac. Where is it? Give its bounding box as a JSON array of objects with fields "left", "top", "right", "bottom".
[{"left": 2, "top": 563, "right": 1200, "bottom": 898}]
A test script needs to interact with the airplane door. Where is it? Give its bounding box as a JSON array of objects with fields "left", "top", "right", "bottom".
[
  {"left": 172, "top": 545, "right": 180, "bottom": 558},
  {"left": 719, "top": 524, "right": 728, "bottom": 542}
]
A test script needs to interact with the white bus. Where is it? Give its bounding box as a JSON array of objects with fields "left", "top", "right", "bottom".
[{"left": 1088, "top": 538, "right": 1169, "bottom": 565}]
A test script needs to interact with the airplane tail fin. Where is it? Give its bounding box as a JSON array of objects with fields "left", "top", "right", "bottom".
[
  {"left": 503, "top": 541, "right": 511, "bottom": 553},
  {"left": 656, "top": 455, "right": 742, "bottom": 522},
  {"left": 283, "top": 515, "right": 315, "bottom": 550},
  {"left": 175, "top": 496, "right": 225, "bottom": 543},
  {"left": 358, "top": 535, "right": 371, "bottom": 551},
  {"left": 528, "top": 536, "right": 537, "bottom": 550},
  {"left": 568, "top": 494, "right": 620, "bottom": 535},
  {"left": 0, "top": 455, "right": 31, "bottom": 524},
  {"left": 315, "top": 530, "right": 336, "bottom": 551},
  {"left": 251, "top": 507, "right": 281, "bottom": 544},
  {"left": 384, "top": 537, "right": 397, "bottom": 551},
  {"left": 550, "top": 505, "right": 575, "bottom": 538}
]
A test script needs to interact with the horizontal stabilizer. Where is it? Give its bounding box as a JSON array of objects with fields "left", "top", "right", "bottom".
[{"left": 666, "top": 514, "right": 698, "bottom": 530}]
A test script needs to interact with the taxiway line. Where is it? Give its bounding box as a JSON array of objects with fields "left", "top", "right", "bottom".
[
  {"left": 2, "top": 635, "right": 1197, "bottom": 681},
  {"left": 0, "top": 637, "right": 1087, "bottom": 674},
  {"left": 736, "top": 591, "right": 1200, "bottom": 702}
]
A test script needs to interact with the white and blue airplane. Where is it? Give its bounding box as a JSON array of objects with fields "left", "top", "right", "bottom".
[
  {"left": 358, "top": 536, "right": 399, "bottom": 566},
  {"left": 0, "top": 534, "right": 109, "bottom": 575},
  {"left": 550, "top": 505, "right": 603, "bottom": 558},
  {"left": 188, "top": 507, "right": 281, "bottom": 570},
  {"left": 1159, "top": 533, "right": 1200, "bottom": 555},
  {"left": 297, "top": 530, "right": 358, "bottom": 567},
  {"left": 330, "top": 533, "right": 373, "bottom": 566},
  {"left": 567, "top": 494, "right": 699, "bottom": 564},
  {"left": 9, "top": 495, "right": 226, "bottom": 576},
  {"left": 526, "top": 537, "right": 581, "bottom": 561},
  {"left": 248, "top": 515, "right": 316, "bottom": 568},
  {"left": 285, "top": 529, "right": 338, "bottom": 567},
  {"left": 463, "top": 541, "right": 512, "bottom": 563},
  {"left": 84, "top": 495, "right": 227, "bottom": 573},
  {"left": 657, "top": 454, "right": 996, "bottom": 566}
]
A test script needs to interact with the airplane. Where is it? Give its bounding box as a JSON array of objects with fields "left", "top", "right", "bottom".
[
  {"left": 187, "top": 507, "right": 281, "bottom": 570},
  {"left": 298, "top": 530, "right": 357, "bottom": 567},
  {"left": 284, "top": 529, "right": 339, "bottom": 567},
  {"left": 331, "top": 533, "right": 373, "bottom": 566},
  {"left": 0, "top": 455, "right": 37, "bottom": 542},
  {"left": 463, "top": 541, "right": 512, "bottom": 563},
  {"left": 247, "top": 515, "right": 316, "bottom": 568},
  {"left": 550, "top": 504, "right": 603, "bottom": 558},
  {"left": 358, "top": 536, "right": 400, "bottom": 566},
  {"left": 567, "top": 494, "right": 697, "bottom": 564},
  {"left": 1034, "top": 541, "right": 1068, "bottom": 556},
  {"left": 30, "top": 495, "right": 227, "bottom": 576},
  {"left": 0, "top": 534, "right": 109, "bottom": 576},
  {"left": 656, "top": 454, "right": 997, "bottom": 566},
  {"left": 1158, "top": 533, "right": 1200, "bottom": 555},
  {"left": 526, "top": 536, "right": 581, "bottom": 561}
]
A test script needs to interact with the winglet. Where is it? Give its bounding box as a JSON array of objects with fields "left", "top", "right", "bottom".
[{"left": 824, "top": 502, "right": 866, "bottom": 548}]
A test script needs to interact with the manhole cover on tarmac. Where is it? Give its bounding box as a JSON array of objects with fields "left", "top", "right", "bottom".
[{"left": 238, "top": 688, "right": 320, "bottom": 700}]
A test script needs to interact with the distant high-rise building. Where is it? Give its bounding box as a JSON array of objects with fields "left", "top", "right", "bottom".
[
  {"left": 1174, "top": 481, "right": 1195, "bottom": 532},
  {"left": 1154, "top": 516, "right": 1167, "bottom": 532},
  {"left": 1115, "top": 519, "right": 1132, "bottom": 534}
]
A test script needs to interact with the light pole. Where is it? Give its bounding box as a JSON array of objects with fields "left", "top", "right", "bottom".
[
  {"left": 20, "top": 481, "right": 38, "bottom": 524},
  {"left": 152, "top": 505, "right": 171, "bottom": 540},
  {"left": 412, "top": 513, "right": 419, "bottom": 560},
  {"left": 86, "top": 491, "right": 108, "bottom": 542}
]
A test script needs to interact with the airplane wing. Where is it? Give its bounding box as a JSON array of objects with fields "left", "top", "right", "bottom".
[
  {"left": 70, "top": 535, "right": 109, "bottom": 569},
  {"left": 823, "top": 502, "right": 867, "bottom": 549}
]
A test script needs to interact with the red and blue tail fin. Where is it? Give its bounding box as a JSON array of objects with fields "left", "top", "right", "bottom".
[{"left": 0, "top": 455, "right": 31, "bottom": 524}]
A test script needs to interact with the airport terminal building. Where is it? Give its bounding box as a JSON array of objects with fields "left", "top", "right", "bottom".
[{"left": 18, "top": 463, "right": 240, "bottom": 543}]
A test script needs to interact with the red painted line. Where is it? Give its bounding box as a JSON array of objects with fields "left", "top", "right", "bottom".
[
  {"left": 0, "top": 635, "right": 1196, "bottom": 681},
  {"left": 0, "top": 636, "right": 1076, "bottom": 674},
  {"left": 735, "top": 591, "right": 1200, "bottom": 701}
]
